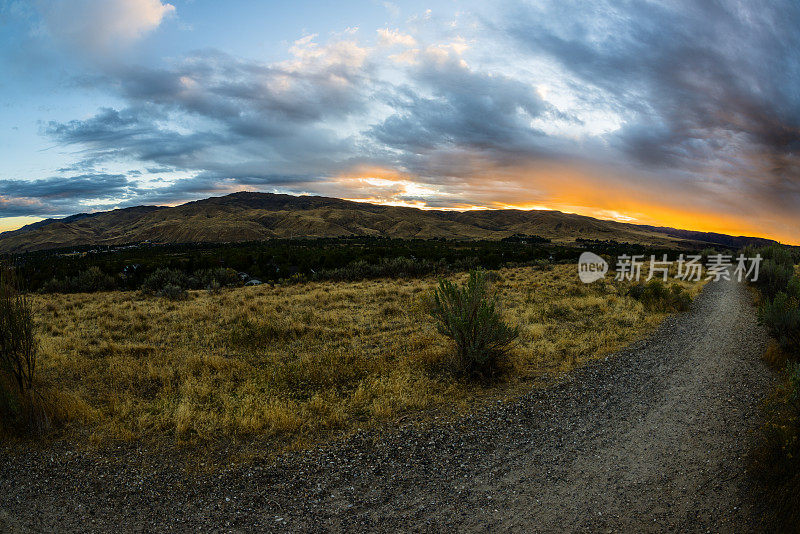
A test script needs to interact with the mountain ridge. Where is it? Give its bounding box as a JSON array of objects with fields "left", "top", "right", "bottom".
[{"left": 0, "top": 191, "right": 780, "bottom": 253}]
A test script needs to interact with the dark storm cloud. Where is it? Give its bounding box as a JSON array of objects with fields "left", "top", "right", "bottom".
[
  {"left": 0, "top": 198, "right": 55, "bottom": 217},
  {"left": 11, "top": 1, "right": 798, "bottom": 240},
  {"left": 505, "top": 0, "right": 800, "bottom": 181},
  {"left": 0, "top": 173, "right": 130, "bottom": 199},
  {"left": 46, "top": 106, "right": 228, "bottom": 167},
  {"left": 370, "top": 50, "right": 558, "bottom": 156},
  {"left": 356, "top": 45, "right": 598, "bottom": 190},
  {"left": 45, "top": 39, "right": 576, "bottom": 205},
  {"left": 114, "top": 48, "right": 371, "bottom": 123},
  {"left": 39, "top": 42, "right": 373, "bottom": 205},
  {"left": 46, "top": 107, "right": 147, "bottom": 144},
  {"left": 0, "top": 173, "right": 133, "bottom": 216},
  {"left": 136, "top": 171, "right": 317, "bottom": 201}
]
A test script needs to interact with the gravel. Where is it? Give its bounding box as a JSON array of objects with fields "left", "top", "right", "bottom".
[{"left": 0, "top": 277, "right": 776, "bottom": 532}]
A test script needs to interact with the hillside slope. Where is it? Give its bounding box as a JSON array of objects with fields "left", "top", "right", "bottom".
[{"left": 0, "top": 192, "right": 778, "bottom": 252}]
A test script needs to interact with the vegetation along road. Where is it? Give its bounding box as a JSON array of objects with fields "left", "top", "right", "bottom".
[{"left": 0, "top": 276, "right": 775, "bottom": 532}]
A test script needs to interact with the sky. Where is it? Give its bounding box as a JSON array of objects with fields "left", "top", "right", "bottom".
[{"left": 0, "top": 0, "right": 798, "bottom": 243}]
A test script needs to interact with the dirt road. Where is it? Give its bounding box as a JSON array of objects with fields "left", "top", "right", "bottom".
[{"left": 0, "top": 277, "right": 775, "bottom": 532}]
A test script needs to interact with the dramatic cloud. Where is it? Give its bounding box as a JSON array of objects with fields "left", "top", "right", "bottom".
[
  {"left": 504, "top": 0, "right": 800, "bottom": 217},
  {"left": 2, "top": 0, "right": 798, "bottom": 242},
  {"left": 43, "top": 36, "right": 379, "bottom": 193},
  {"left": 0, "top": 173, "right": 129, "bottom": 199},
  {"left": 373, "top": 47, "right": 550, "bottom": 152},
  {"left": 0, "top": 173, "right": 134, "bottom": 215}
]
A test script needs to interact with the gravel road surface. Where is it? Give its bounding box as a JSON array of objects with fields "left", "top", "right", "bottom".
[{"left": 0, "top": 277, "right": 775, "bottom": 532}]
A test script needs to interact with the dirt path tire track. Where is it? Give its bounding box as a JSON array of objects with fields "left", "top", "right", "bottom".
[{"left": 0, "top": 277, "right": 776, "bottom": 532}]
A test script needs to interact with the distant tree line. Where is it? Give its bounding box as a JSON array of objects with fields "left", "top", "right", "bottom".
[{"left": 6, "top": 236, "right": 704, "bottom": 294}]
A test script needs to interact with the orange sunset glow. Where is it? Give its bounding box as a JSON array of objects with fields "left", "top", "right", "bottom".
[
  {"left": 2, "top": 2, "right": 800, "bottom": 531},
  {"left": 330, "top": 164, "right": 800, "bottom": 245},
  {"left": 0, "top": 0, "right": 797, "bottom": 245}
]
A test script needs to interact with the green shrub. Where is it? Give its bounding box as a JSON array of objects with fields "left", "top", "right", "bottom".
[
  {"left": 207, "top": 279, "right": 222, "bottom": 294},
  {"left": 670, "top": 285, "right": 693, "bottom": 311},
  {"left": 700, "top": 247, "right": 718, "bottom": 264},
  {"left": 37, "top": 266, "right": 117, "bottom": 293},
  {"left": 0, "top": 273, "right": 44, "bottom": 433},
  {"left": 787, "top": 275, "right": 800, "bottom": 301},
  {"left": 627, "top": 280, "right": 692, "bottom": 312},
  {"left": 39, "top": 277, "right": 64, "bottom": 293},
  {"left": 429, "top": 269, "right": 519, "bottom": 378},
  {"left": 0, "top": 276, "right": 37, "bottom": 394},
  {"left": 759, "top": 260, "right": 795, "bottom": 299},
  {"left": 142, "top": 268, "right": 193, "bottom": 293},
  {"left": 750, "top": 362, "right": 800, "bottom": 531},
  {"left": 748, "top": 246, "right": 800, "bottom": 530},
  {"left": 71, "top": 266, "right": 117, "bottom": 292},
  {"left": 789, "top": 362, "right": 800, "bottom": 407},
  {"left": 288, "top": 272, "right": 308, "bottom": 284},
  {"left": 157, "top": 284, "right": 188, "bottom": 300},
  {"left": 759, "top": 293, "right": 800, "bottom": 357},
  {"left": 195, "top": 267, "right": 239, "bottom": 289},
  {"left": 317, "top": 256, "right": 448, "bottom": 282},
  {"left": 760, "top": 244, "right": 795, "bottom": 267}
]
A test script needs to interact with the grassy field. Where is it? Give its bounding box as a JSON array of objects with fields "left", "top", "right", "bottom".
[{"left": 29, "top": 264, "right": 701, "bottom": 451}]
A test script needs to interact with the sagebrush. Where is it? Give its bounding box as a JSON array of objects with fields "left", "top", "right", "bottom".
[
  {"left": 0, "top": 275, "right": 37, "bottom": 394},
  {"left": 759, "top": 293, "right": 800, "bottom": 356},
  {"left": 0, "top": 272, "right": 47, "bottom": 434},
  {"left": 626, "top": 279, "right": 692, "bottom": 312},
  {"left": 26, "top": 264, "right": 699, "bottom": 448},
  {"left": 750, "top": 362, "right": 800, "bottom": 533},
  {"left": 748, "top": 245, "right": 800, "bottom": 531},
  {"left": 429, "top": 269, "right": 519, "bottom": 377}
]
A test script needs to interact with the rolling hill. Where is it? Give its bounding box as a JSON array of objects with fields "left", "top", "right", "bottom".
[{"left": 0, "top": 192, "right": 779, "bottom": 253}]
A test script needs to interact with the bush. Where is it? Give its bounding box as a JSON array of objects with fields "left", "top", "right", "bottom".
[
  {"left": 142, "top": 268, "right": 193, "bottom": 294},
  {"left": 627, "top": 280, "right": 692, "bottom": 312},
  {"left": 749, "top": 245, "right": 800, "bottom": 530},
  {"left": 317, "top": 256, "right": 447, "bottom": 282},
  {"left": 71, "top": 266, "right": 117, "bottom": 292},
  {"left": 158, "top": 284, "right": 188, "bottom": 300},
  {"left": 789, "top": 362, "right": 800, "bottom": 407},
  {"left": 39, "top": 277, "right": 66, "bottom": 294},
  {"left": 750, "top": 362, "right": 800, "bottom": 532},
  {"left": 759, "top": 260, "right": 795, "bottom": 299},
  {"left": 0, "top": 273, "right": 46, "bottom": 433},
  {"left": 759, "top": 293, "right": 800, "bottom": 357},
  {"left": 787, "top": 275, "right": 800, "bottom": 301},
  {"left": 38, "top": 266, "right": 117, "bottom": 294},
  {"left": 288, "top": 272, "right": 308, "bottom": 285},
  {"left": 195, "top": 267, "right": 239, "bottom": 289},
  {"left": 0, "top": 370, "right": 19, "bottom": 426},
  {"left": 760, "top": 244, "right": 795, "bottom": 267},
  {"left": 429, "top": 269, "right": 519, "bottom": 377},
  {"left": 0, "top": 276, "right": 37, "bottom": 394},
  {"left": 700, "top": 247, "right": 718, "bottom": 264}
]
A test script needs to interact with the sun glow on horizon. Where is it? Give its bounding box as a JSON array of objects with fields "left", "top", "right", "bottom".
[
  {"left": 349, "top": 196, "right": 799, "bottom": 245},
  {"left": 330, "top": 165, "right": 799, "bottom": 245},
  {"left": 0, "top": 181, "right": 795, "bottom": 245},
  {"left": 0, "top": 216, "right": 45, "bottom": 233}
]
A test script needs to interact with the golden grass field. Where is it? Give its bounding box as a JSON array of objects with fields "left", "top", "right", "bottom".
[{"left": 29, "top": 264, "right": 702, "bottom": 451}]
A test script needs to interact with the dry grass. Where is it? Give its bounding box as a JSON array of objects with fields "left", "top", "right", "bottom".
[{"left": 29, "top": 264, "right": 701, "bottom": 450}]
